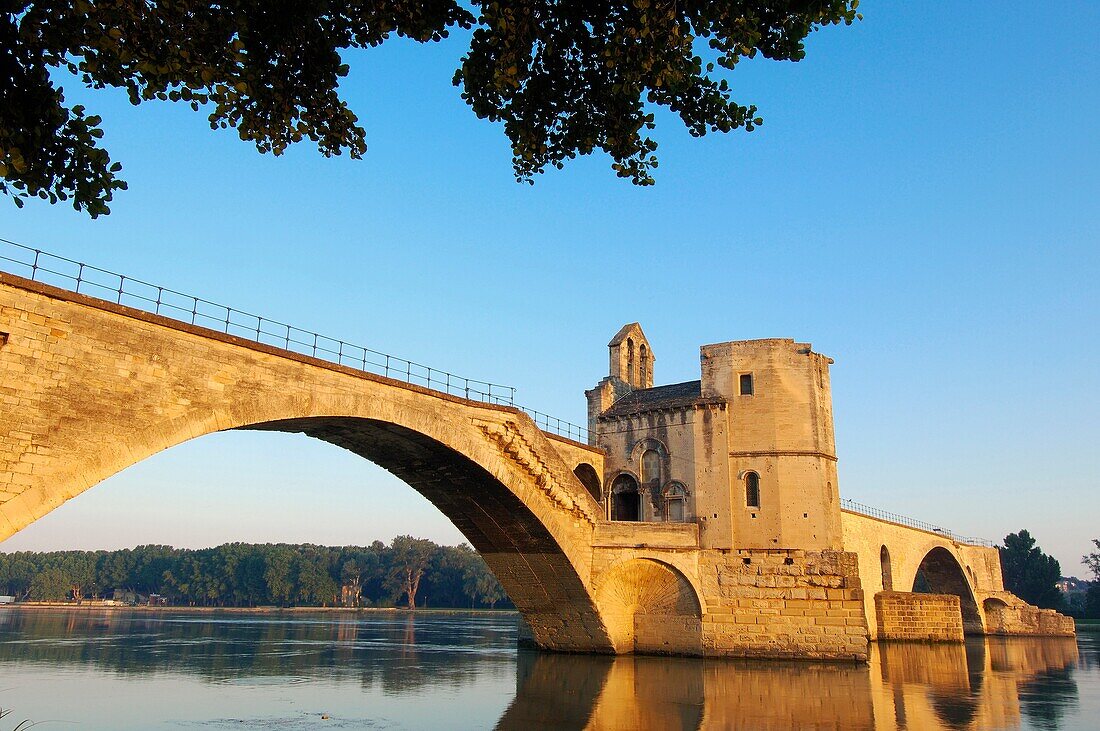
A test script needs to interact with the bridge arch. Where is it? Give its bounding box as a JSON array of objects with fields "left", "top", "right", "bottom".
[
  {"left": 573, "top": 462, "right": 602, "bottom": 502},
  {"left": 593, "top": 558, "right": 703, "bottom": 655},
  {"left": 912, "top": 546, "right": 984, "bottom": 634},
  {"left": 0, "top": 278, "right": 618, "bottom": 651}
]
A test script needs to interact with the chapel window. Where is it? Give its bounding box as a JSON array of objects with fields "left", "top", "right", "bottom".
[
  {"left": 739, "top": 373, "right": 754, "bottom": 396},
  {"left": 641, "top": 449, "right": 661, "bottom": 487},
  {"left": 664, "top": 483, "right": 686, "bottom": 522},
  {"left": 745, "top": 471, "right": 761, "bottom": 508}
]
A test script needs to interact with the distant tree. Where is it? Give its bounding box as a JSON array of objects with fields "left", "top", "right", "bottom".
[
  {"left": 264, "top": 546, "right": 297, "bottom": 606},
  {"left": 295, "top": 554, "right": 337, "bottom": 606},
  {"left": 3, "top": 1, "right": 861, "bottom": 215},
  {"left": 1084, "top": 540, "right": 1100, "bottom": 582},
  {"left": 386, "top": 536, "right": 436, "bottom": 609},
  {"left": 1084, "top": 539, "right": 1100, "bottom": 619},
  {"left": 29, "top": 567, "right": 69, "bottom": 601},
  {"left": 462, "top": 554, "right": 506, "bottom": 609},
  {"left": 1000, "top": 530, "right": 1064, "bottom": 609}
]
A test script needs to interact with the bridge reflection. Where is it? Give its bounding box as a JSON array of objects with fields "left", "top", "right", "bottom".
[
  {"left": 0, "top": 610, "right": 1083, "bottom": 729},
  {"left": 497, "top": 637, "right": 1081, "bottom": 730}
]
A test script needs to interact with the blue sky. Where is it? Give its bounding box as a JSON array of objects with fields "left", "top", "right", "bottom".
[{"left": 2, "top": 2, "right": 1097, "bottom": 573}]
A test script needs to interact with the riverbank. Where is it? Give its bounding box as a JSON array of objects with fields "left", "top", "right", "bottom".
[{"left": 1, "top": 603, "right": 517, "bottom": 615}]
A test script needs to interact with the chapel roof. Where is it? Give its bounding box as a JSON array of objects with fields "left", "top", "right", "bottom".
[
  {"left": 602, "top": 380, "right": 701, "bottom": 418},
  {"left": 608, "top": 322, "right": 646, "bottom": 347}
]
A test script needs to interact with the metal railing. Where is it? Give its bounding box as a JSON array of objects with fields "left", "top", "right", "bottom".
[
  {"left": 0, "top": 238, "right": 590, "bottom": 443},
  {"left": 841, "top": 498, "right": 997, "bottom": 547}
]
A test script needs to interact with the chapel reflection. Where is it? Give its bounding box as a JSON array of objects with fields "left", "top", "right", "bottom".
[{"left": 497, "top": 636, "right": 1081, "bottom": 731}]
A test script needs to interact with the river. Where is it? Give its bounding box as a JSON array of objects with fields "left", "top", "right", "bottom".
[{"left": 0, "top": 609, "right": 1095, "bottom": 730}]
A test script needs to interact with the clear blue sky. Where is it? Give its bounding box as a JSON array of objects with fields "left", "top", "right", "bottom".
[{"left": 2, "top": 2, "right": 1097, "bottom": 574}]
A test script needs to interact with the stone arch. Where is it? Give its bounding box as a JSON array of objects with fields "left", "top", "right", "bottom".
[
  {"left": 594, "top": 558, "right": 703, "bottom": 655},
  {"left": 0, "top": 290, "right": 617, "bottom": 653},
  {"left": 573, "top": 463, "right": 602, "bottom": 502},
  {"left": 609, "top": 473, "right": 641, "bottom": 522},
  {"left": 983, "top": 597, "right": 1009, "bottom": 634},
  {"left": 913, "top": 547, "right": 983, "bottom": 634},
  {"left": 629, "top": 437, "right": 670, "bottom": 465}
]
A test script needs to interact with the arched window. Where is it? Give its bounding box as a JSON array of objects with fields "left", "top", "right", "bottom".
[
  {"left": 573, "top": 464, "right": 602, "bottom": 503},
  {"left": 664, "top": 483, "right": 686, "bottom": 522},
  {"left": 610, "top": 475, "right": 640, "bottom": 522},
  {"left": 745, "top": 472, "right": 760, "bottom": 508},
  {"left": 880, "top": 545, "right": 893, "bottom": 591},
  {"left": 626, "top": 338, "right": 635, "bottom": 383},
  {"left": 639, "top": 344, "right": 648, "bottom": 385},
  {"left": 641, "top": 449, "right": 661, "bottom": 487}
]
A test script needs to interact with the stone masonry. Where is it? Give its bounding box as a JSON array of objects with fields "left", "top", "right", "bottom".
[{"left": 875, "top": 592, "right": 964, "bottom": 642}]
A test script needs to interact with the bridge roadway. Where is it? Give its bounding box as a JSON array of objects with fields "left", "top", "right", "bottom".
[{"left": 0, "top": 273, "right": 1073, "bottom": 659}]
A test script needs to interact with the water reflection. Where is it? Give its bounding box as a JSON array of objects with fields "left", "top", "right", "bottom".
[
  {"left": 0, "top": 608, "right": 515, "bottom": 695},
  {"left": 499, "top": 636, "right": 1084, "bottom": 730},
  {"left": 0, "top": 609, "right": 1091, "bottom": 730}
]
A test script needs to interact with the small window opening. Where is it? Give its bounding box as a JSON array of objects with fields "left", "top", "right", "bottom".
[
  {"left": 742, "top": 557, "right": 752, "bottom": 565},
  {"left": 626, "top": 338, "right": 635, "bottom": 383},
  {"left": 0, "top": 332, "right": 8, "bottom": 348},
  {"left": 784, "top": 557, "right": 794, "bottom": 565},
  {"left": 663, "top": 482, "right": 686, "bottom": 523},
  {"left": 639, "top": 343, "right": 648, "bottom": 385},
  {"left": 739, "top": 373, "right": 754, "bottom": 396},
  {"left": 745, "top": 471, "right": 761, "bottom": 508}
]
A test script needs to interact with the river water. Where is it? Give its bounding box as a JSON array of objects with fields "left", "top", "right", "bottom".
[{"left": 0, "top": 609, "right": 1095, "bottom": 730}]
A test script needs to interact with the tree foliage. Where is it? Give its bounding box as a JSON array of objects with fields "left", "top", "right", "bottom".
[
  {"left": 3, "top": 1, "right": 860, "bottom": 216},
  {"left": 0, "top": 538, "right": 510, "bottom": 609},
  {"left": 1000, "top": 530, "right": 1064, "bottom": 610},
  {"left": 1084, "top": 539, "right": 1100, "bottom": 582}
]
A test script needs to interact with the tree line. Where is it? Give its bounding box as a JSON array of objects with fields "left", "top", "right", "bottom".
[
  {"left": 1000, "top": 530, "right": 1100, "bottom": 619},
  {"left": 0, "top": 537, "right": 509, "bottom": 610}
]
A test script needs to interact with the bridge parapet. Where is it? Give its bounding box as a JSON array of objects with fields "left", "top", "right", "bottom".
[
  {"left": 841, "top": 498, "right": 996, "bottom": 547},
  {"left": 0, "top": 238, "right": 589, "bottom": 443}
]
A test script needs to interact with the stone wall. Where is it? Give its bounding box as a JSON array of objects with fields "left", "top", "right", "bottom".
[
  {"left": 699, "top": 549, "right": 869, "bottom": 660},
  {"left": 875, "top": 591, "right": 964, "bottom": 641},
  {"left": 983, "top": 593, "right": 1076, "bottom": 637}
]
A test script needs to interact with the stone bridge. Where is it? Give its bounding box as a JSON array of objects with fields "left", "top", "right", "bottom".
[{"left": 0, "top": 272, "right": 1073, "bottom": 660}]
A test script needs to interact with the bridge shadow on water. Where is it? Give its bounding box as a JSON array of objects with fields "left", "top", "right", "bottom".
[{"left": 0, "top": 609, "right": 1089, "bottom": 730}]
